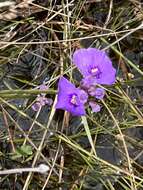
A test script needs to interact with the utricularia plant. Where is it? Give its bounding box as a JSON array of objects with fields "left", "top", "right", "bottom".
[{"left": 56, "top": 48, "right": 116, "bottom": 116}]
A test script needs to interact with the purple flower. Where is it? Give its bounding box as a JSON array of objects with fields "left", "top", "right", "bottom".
[
  {"left": 73, "top": 48, "right": 116, "bottom": 85},
  {"left": 89, "top": 102, "right": 101, "bottom": 113},
  {"left": 32, "top": 82, "right": 53, "bottom": 112},
  {"left": 36, "top": 96, "right": 53, "bottom": 106},
  {"left": 78, "top": 89, "right": 88, "bottom": 104},
  {"left": 88, "top": 87, "right": 105, "bottom": 99},
  {"left": 32, "top": 95, "right": 53, "bottom": 112},
  {"left": 32, "top": 102, "right": 41, "bottom": 111},
  {"left": 80, "top": 76, "right": 97, "bottom": 89},
  {"left": 56, "top": 77, "right": 87, "bottom": 116}
]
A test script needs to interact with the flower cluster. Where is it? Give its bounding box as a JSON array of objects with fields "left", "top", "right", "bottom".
[
  {"left": 56, "top": 48, "right": 116, "bottom": 116},
  {"left": 32, "top": 83, "right": 53, "bottom": 111}
]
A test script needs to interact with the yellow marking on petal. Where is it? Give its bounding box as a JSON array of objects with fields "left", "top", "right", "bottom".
[
  {"left": 70, "top": 95, "right": 77, "bottom": 105},
  {"left": 91, "top": 67, "right": 98, "bottom": 74}
]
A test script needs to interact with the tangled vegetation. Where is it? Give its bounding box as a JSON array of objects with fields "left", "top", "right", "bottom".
[{"left": 0, "top": 0, "right": 143, "bottom": 189}]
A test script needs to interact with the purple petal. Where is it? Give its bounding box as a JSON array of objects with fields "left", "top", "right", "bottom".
[
  {"left": 45, "top": 98, "right": 53, "bottom": 106},
  {"left": 37, "top": 96, "right": 47, "bottom": 106},
  {"left": 73, "top": 48, "right": 116, "bottom": 85},
  {"left": 69, "top": 104, "right": 86, "bottom": 116},
  {"left": 80, "top": 76, "right": 96, "bottom": 89},
  {"left": 78, "top": 89, "right": 88, "bottom": 104},
  {"left": 32, "top": 102, "right": 41, "bottom": 111},
  {"left": 88, "top": 87, "right": 105, "bottom": 99},
  {"left": 55, "top": 77, "right": 86, "bottom": 116},
  {"left": 96, "top": 67, "right": 116, "bottom": 85},
  {"left": 88, "top": 86, "right": 96, "bottom": 96},
  {"left": 73, "top": 48, "right": 100, "bottom": 77},
  {"left": 56, "top": 95, "right": 85, "bottom": 116},
  {"left": 94, "top": 88, "right": 105, "bottom": 99},
  {"left": 89, "top": 102, "right": 101, "bottom": 113},
  {"left": 57, "top": 77, "right": 76, "bottom": 93},
  {"left": 55, "top": 77, "right": 76, "bottom": 109}
]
